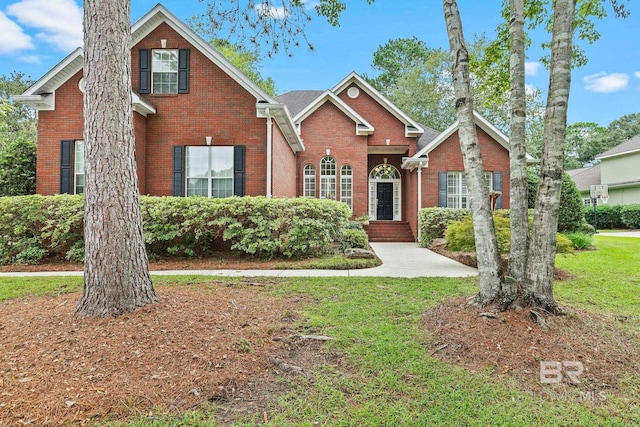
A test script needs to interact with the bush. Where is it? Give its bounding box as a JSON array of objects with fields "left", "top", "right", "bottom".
[
  {"left": 418, "top": 207, "right": 470, "bottom": 247},
  {"left": 576, "top": 221, "right": 595, "bottom": 235},
  {"left": 444, "top": 214, "right": 511, "bottom": 254},
  {"left": 621, "top": 204, "right": 640, "bottom": 229},
  {"left": 0, "top": 195, "right": 353, "bottom": 264},
  {"left": 340, "top": 228, "right": 369, "bottom": 250},
  {"left": 529, "top": 168, "right": 585, "bottom": 232},
  {"left": 584, "top": 204, "right": 625, "bottom": 229},
  {"left": 565, "top": 232, "right": 593, "bottom": 250},
  {"left": 555, "top": 233, "right": 574, "bottom": 254}
]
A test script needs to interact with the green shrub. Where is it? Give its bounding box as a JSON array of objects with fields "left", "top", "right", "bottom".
[
  {"left": 565, "top": 232, "right": 593, "bottom": 250},
  {"left": 557, "top": 173, "right": 585, "bottom": 233},
  {"left": 577, "top": 221, "right": 595, "bottom": 235},
  {"left": 419, "top": 207, "right": 470, "bottom": 247},
  {"left": 340, "top": 229, "right": 369, "bottom": 250},
  {"left": 584, "top": 204, "right": 624, "bottom": 229},
  {"left": 444, "top": 214, "right": 511, "bottom": 254},
  {"left": 556, "top": 233, "right": 574, "bottom": 254},
  {"left": 621, "top": 204, "right": 640, "bottom": 229},
  {"left": 0, "top": 195, "right": 352, "bottom": 264}
]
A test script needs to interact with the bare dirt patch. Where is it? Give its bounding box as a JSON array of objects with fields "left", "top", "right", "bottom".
[
  {"left": 424, "top": 298, "right": 639, "bottom": 400},
  {"left": 0, "top": 282, "right": 336, "bottom": 426}
]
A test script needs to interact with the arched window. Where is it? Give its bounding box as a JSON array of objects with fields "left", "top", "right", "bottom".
[
  {"left": 303, "top": 164, "right": 316, "bottom": 197},
  {"left": 320, "top": 156, "right": 337, "bottom": 199},
  {"left": 369, "top": 163, "right": 400, "bottom": 180},
  {"left": 340, "top": 165, "right": 353, "bottom": 212}
]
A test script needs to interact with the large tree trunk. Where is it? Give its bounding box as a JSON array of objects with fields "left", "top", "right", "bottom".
[
  {"left": 443, "top": 0, "right": 503, "bottom": 306},
  {"left": 75, "top": 0, "right": 157, "bottom": 317},
  {"left": 524, "top": 0, "right": 575, "bottom": 313},
  {"left": 505, "top": 0, "right": 528, "bottom": 301}
]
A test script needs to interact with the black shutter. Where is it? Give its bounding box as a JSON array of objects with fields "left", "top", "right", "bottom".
[
  {"left": 493, "top": 172, "right": 503, "bottom": 209},
  {"left": 139, "top": 49, "right": 150, "bottom": 94},
  {"left": 438, "top": 171, "right": 448, "bottom": 207},
  {"left": 173, "top": 146, "right": 185, "bottom": 196},
  {"left": 178, "top": 49, "right": 190, "bottom": 94},
  {"left": 233, "top": 145, "right": 245, "bottom": 197},
  {"left": 60, "top": 140, "right": 73, "bottom": 194}
]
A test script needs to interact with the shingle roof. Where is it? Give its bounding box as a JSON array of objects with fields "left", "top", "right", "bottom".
[
  {"left": 275, "top": 90, "right": 324, "bottom": 117},
  {"left": 597, "top": 134, "right": 640, "bottom": 159},
  {"left": 566, "top": 163, "right": 601, "bottom": 192},
  {"left": 416, "top": 125, "right": 441, "bottom": 151}
]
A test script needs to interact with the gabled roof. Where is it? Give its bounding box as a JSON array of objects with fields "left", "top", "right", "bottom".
[
  {"left": 275, "top": 91, "right": 324, "bottom": 116},
  {"left": 332, "top": 72, "right": 424, "bottom": 138},
  {"left": 131, "top": 4, "right": 275, "bottom": 103},
  {"left": 407, "top": 110, "right": 537, "bottom": 164},
  {"left": 566, "top": 164, "right": 601, "bottom": 192},
  {"left": 290, "top": 90, "right": 374, "bottom": 136},
  {"left": 596, "top": 134, "right": 640, "bottom": 160}
]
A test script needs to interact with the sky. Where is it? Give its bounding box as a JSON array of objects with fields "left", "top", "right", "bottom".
[{"left": 1, "top": 0, "right": 639, "bottom": 127}]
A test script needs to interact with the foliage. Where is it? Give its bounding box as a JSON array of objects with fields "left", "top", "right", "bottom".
[
  {"left": 563, "top": 121, "right": 608, "bottom": 169},
  {"left": 564, "top": 232, "right": 593, "bottom": 250},
  {"left": 583, "top": 204, "right": 625, "bottom": 229},
  {"left": 444, "top": 214, "right": 511, "bottom": 254},
  {"left": 620, "top": 204, "right": 640, "bottom": 229},
  {"left": 0, "top": 72, "right": 37, "bottom": 196},
  {"left": 529, "top": 169, "right": 584, "bottom": 232},
  {"left": 209, "top": 38, "right": 277, "bottom": 95},
  {"left": 557, "top": 172, "right": 585, "bottom": 232},
  {"left": 418, "top": 207, "right": 470, "bottom": 247},
  {"left": 0, "top": 195, "right": 353, "bottom": 264},
  {"left": 555, "top": 233, "right": 575, "bottom": 254},
  {"left": 191, "top": 0, "right": 375, "bottom": 56},
  {"left": 339, "top": 228, "right": 369, "bottom": 250}
]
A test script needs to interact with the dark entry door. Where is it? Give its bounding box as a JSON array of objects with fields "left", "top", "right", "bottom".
[{"left": 376, "top": 183, "right": 394, "bottom": 220}]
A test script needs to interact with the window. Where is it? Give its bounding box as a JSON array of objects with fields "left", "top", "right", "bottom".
[
  {"left": 447, "top": 172, "right": 492, "bottom": 208},
  {"left": 320, "top": 156, "right": 336, "bottom": 199},
  {"left": 152, "top": 49, "right": 178, "bottom": 94},
  {"left": 583, "top": 198, "right": 593, "bottom": 207},
  {"left": 186, "top": 146, "right": 234, "bottom": 198},
  {"left": 340, "top": 165, "right": 353, "bottom": 212},
  {"left": 303, "top": 164, "right": 316, "bottom": 197},
  {"left": 74, "top": 141, "right": 84, "bottom": 195}
]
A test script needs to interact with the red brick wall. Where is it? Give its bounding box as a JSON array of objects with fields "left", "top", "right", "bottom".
[
  {"left": 296, "top": 102, "right": 368, "bottom": 217},
  {"left": 420, "top": 126, "right": 511, "bottom": 209},
  {"left": 133, "top": 23, "right": 268, "bottom": 196},
  {"left": 133, "top": 113, "right": 147, "bottom": 194},
  {"left": 36, "top": 71, "right": 84, "bottom": 195},
  {"left": 271, "top": 122, "right": 297, "bottom": 197}
]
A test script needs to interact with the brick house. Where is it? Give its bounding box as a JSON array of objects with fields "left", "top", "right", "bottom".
[{"left": 15, "top": 4, "right": 513, "bottom": 241}]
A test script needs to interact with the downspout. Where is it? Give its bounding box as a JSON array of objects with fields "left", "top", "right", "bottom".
[
  {"left": 417, "top": 164, "right": 423, "bottom": 242},
  {"left": 266, "top": 108, "right": 272, "bottom": 198}
]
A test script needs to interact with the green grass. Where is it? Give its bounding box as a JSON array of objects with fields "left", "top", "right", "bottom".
[
  {"left": 2, "top": 237, "right": 640, "bottom": 426},
  {"left": 555, "top": 235, "right": 640, "bottom": 316},
  {"left": 273, "top": 254, "right": 380, "bottom": 270}
]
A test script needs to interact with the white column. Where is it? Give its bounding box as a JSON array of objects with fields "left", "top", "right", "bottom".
[
  {"left": 266, "top": 109, "right": 272, "bottom": 198},
  {"left": 417, "top": 165, "right": 423, "bottom": 241}
]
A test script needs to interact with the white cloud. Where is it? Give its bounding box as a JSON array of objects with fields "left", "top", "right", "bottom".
[
  {"left": 18, "top": 54, "right": 41, "bottom": 64},
  {"left": 254, "top": 3, "right": 290, "bottom": 19},
  {"left": 7, "top": 0, "right": 82, "bottom": 51},
  {"left": 634, "top": 71, "right": 640, "bottom": 79},
  {"left": 525, "top": 61, "right": 542, "bottom": 77},
  {"left": 583, "top": 72, "right": 629, "bottom": 93},
  {"left": 0, "top": 11, "right": 34, "bottom": 54}
]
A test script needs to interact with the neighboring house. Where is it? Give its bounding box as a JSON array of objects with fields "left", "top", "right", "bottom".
[
  {"left": 15, "top": 3, "right": 514, "bottom": 241},
  {"left": 567, "top": 135, "right": 640, "bottom": 206}
]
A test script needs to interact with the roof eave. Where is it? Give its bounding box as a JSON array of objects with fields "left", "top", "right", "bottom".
[
  {"left": 596, "top": 148, "right": 640, "bottom": 161},
  {"left": 257, "top": 103, "right": 305, "bottom": 153},
  {"left": 12, "top": 93, "right": 55, "bottom": 110}
]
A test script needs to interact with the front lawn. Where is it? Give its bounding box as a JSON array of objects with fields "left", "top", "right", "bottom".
[{"left": 0, "top": 237, "right": 638, "bottom": 426}]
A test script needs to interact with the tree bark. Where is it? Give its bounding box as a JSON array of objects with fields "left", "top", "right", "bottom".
[
  {"left": 524, "top": 0, "right": 575, "bottom": 313},
  {"left": 75, "top": 0, "right": 157, "bottom": 317},
  {"left": 505, "top": 0, "right": 528, "bottom": 302},
  {"left": 443, "top": 0, "right": 504, "bottom": 306}
]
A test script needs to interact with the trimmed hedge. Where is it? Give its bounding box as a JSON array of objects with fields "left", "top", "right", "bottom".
[
  {"left": 583, "top": 204, "right": 625, "bottom": 229},
  {"left": 0, "top": 195, "right": 354, "bottom": 264},
  {"left": 621, "top": 204, "right": 640, "bottom": 229}
]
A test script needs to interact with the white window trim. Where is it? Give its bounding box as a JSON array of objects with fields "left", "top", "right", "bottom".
[
  {"left": 303, "top": 164, "right": 316, "bottom": 198},
  {"left": 368, "top": 164, "right": 402, "bottom": 221},
  {"left": 74, "top": 140, "right": 84, "bottom": 195},
  {"left": 185, "top": 146, "right": 234, "bottom": 198},
  {"left": 320, "top": 156, "right": 337, "bottom": 200},
  {"left": 340, "top": 165, "right": 353, "bottom": 213},
  {"left": 151, "top": 49, "right": 179, "bottom": 94},
  {"left": 447, "top": 171, "right": 493, "bottom": 208}
]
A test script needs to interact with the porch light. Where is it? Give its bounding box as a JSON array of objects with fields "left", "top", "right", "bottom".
[{"left": 206, "top": 136, "right": 212, "bottom": 145}]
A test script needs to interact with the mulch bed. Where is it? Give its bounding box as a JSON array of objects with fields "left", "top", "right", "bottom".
[{"left": 0, "top": 282, "right": 335, "bottom": 426}]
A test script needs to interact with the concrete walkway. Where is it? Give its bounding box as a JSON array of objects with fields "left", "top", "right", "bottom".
[
  {"left": 597, "top": 231, "right": 640, "bottom": 238},
  {"left": 0, "top": 243, "right": 478, "bottom": 278}
]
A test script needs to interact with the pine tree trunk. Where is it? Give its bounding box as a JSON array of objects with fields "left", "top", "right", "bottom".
[
  {"left": 443, "top": 0, "right": 503, "bottom": 306},
  {"left": 505, "top": 0, "right": 528, "bottom": 303},
  {"left": 75, "top": 0, "right": 157, "bottom": 318},
  {"left": 524, "top": 0, "right": 575, "bottom": 313}
]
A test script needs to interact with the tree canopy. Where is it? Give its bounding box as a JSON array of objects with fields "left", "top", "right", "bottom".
[{"left": 210, "top": 39, "right": 277, "bottom": 95}]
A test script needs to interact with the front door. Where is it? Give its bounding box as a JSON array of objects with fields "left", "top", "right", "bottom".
[{"left": 376, "top": 182, "right": 394, "bottom": 220}]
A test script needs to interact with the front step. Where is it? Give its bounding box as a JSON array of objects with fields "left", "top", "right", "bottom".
[{"left": 365, "top": 221, "right": 415, "bottom": 242}]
